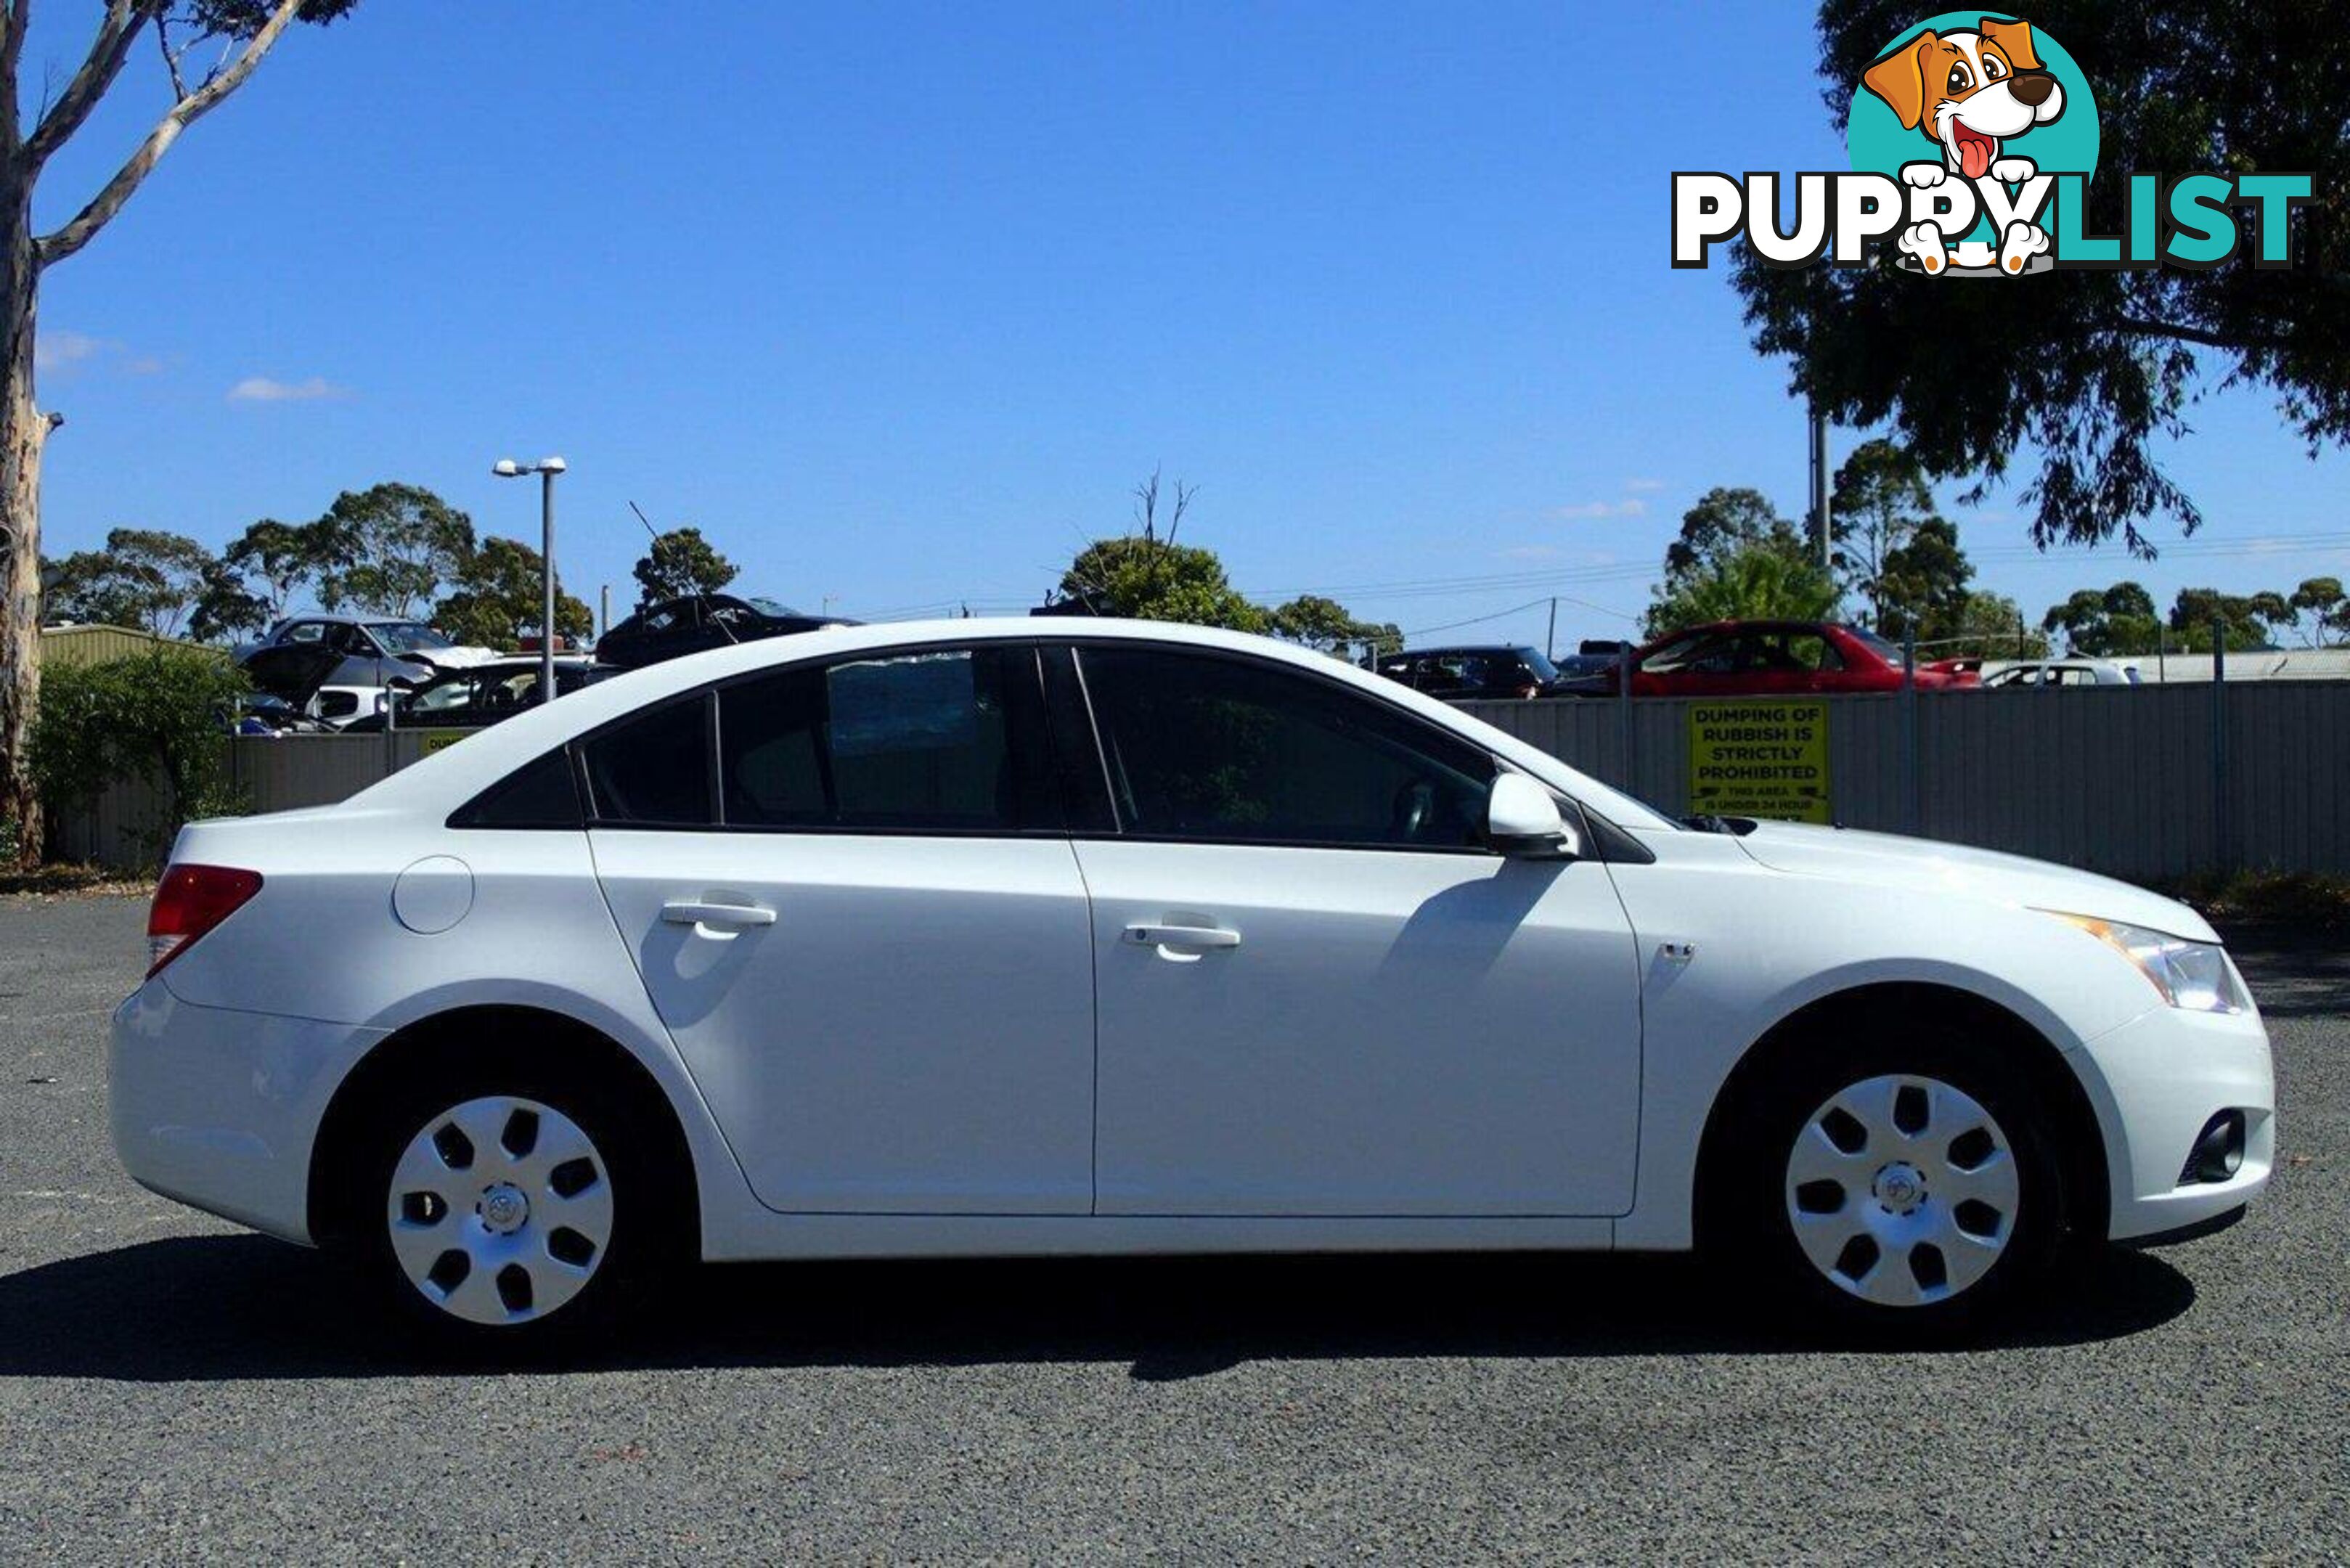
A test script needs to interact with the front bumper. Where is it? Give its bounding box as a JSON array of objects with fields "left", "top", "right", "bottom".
[
  {"left": 110, "top": 979, "right": 385, "bottom": 1245},
  {"left": 2070, "top": 1000, "right": 2274, "bottom": 1242}
]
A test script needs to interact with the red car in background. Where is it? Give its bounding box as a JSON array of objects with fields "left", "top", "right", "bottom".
[{"left": 1566, "top": 620, "right": 1980, "bottom": 698}]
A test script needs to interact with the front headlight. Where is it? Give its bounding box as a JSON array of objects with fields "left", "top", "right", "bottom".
[{"left": 2048, "top": 913, "right": 2250, "bottom": 1014}]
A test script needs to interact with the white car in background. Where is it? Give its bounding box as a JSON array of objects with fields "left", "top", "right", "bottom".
[
  {"left": 237, "top": 613, "right": 505, "bottom": 727},
  {"left": 1983, "top": 658, "right": 2144, "bottom": 688},
  {"left": 113, "top": 619, "right": 2272, "bottom": 1346}
]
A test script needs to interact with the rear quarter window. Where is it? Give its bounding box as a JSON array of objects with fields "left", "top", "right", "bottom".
[{"left": 449, "top": 748, "right": 583, "bottom": 830}]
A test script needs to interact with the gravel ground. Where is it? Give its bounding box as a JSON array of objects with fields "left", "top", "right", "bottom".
[{"left": 0, "top": 894, "right": 2343, "bottom": 1561}]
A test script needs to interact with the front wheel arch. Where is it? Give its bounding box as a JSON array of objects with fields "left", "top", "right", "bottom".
[
  {"left": 306, "top": 1003, "right": 701, "bottom": 1259},
  {"left": 1692, "top": 981, "right": 2110, "bottom": 1253}
]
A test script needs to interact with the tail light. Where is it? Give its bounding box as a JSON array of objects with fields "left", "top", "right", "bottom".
[{"left": 147, "top": 865, "right": 264, "bottom": 978}]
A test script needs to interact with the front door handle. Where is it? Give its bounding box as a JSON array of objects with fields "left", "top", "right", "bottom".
[
  {"left": 1125, "top": 922, "right": 1241, "bottom": 952},
  {"left": 661, "top": 900, "right": 778, "bottom": 930}
]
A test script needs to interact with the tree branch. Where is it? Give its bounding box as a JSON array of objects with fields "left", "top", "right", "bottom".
[
  {"left": 153, "top": 12, "right": 188, "bottom": 103},
  {"left": 2113, "top": 317, "right": 2288, "bottom": 354},
  {"left": 36, "top": 0, "right": 303, "bottom": 269},
  {"left": 22, "top": 0, "right": 155, "bottom": 168}
]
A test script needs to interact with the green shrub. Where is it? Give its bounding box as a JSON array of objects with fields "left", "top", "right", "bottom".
[{"left": 30, "top": 649, "right": 251, "bottom": 862}]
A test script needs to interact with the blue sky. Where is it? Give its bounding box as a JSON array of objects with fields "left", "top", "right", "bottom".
[{"left": 28, "top": 0, "right": 2346, "bottom": 650}]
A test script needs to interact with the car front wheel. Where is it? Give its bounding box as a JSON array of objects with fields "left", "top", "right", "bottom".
[{"left": 1716, "top": 1038, "right": 2069, "bottom": 1331}]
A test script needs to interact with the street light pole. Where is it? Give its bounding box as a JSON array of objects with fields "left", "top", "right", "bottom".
[
  {"left": 494, "top": 456, "right": 568, "bottom": 708},
  {"left": 539, "top": 465, "right": 558, "bottom": 704}
]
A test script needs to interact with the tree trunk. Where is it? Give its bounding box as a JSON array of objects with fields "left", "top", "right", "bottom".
[{"left": 0, "top": 170, "right": 44, "bottom": 870}]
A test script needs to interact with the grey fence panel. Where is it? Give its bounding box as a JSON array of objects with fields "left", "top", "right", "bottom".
[
  {"left": 1824, "top": 695, "right": 1904, "bottom": 833},
  {"left": 2232, "top": 683, "right": 2350, "bottom": 875},
  {"left": 1467, "top": 681, "right": 2350, "bottom": 883},
  {"left": 50, "top": 774, "right": 172, "bottom": 867},
  {"left": 229, "top": 734, "right": 400, "bottom": 814},
  {"left": 60, "top": 729, "right": 487, "bottom": 870}
]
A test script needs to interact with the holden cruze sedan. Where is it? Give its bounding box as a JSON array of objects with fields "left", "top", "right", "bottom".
[{"left": 112, "top": 619, "right": 2271, "bottom": 1344}]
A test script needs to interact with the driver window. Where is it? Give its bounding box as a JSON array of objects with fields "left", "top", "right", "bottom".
[
  {"left": 1077, "top": 647, "right": 1495, "bottom": 849},
  {"left": 1687, "top": 635, "right": 1745, "bottom": 674}
]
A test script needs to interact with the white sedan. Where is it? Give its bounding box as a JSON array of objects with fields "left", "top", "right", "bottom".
[
  {"left": 113, "top": 619, "right": 2272, "bottom": 1344},
  {"left": 1982, "top": 658, "right": 2144, "bottom": 687}
]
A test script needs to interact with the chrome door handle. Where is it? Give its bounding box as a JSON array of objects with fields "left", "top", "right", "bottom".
[
  {"left": 661, "top": 900, "right": 777, "bottom": 928},
  {"left": 1124, "top": 923, "right": 1240, "bottom": 951}
]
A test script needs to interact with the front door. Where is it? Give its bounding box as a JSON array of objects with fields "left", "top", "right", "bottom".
[
  {"left": 1067, "top": 644, "right": 1644, "bottom": 1217},
  {"left": 587, "top": 643, "right": 1096, "bottom": 1214}
]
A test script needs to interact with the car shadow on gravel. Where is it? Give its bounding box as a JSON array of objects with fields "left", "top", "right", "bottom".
[{"left": 0, "top": 1237, "right": 2195, "bottom": 1382}]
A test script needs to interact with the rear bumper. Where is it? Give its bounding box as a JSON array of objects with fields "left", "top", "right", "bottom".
[
  {"left": 2071, "top": 1002, "right": 2274, "bottom": 1243},
  {"left": 109, "top": 979, "right": 385, "bottom": 1246}
]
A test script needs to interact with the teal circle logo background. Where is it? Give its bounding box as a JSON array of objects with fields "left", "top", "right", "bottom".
[{"left": 1845, "top": 13, "right": 2100, "bottom": 243}]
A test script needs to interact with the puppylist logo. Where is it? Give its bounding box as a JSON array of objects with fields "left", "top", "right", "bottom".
[{"left": 1673, "top": 13, "right": 2315, "bottom": 276}]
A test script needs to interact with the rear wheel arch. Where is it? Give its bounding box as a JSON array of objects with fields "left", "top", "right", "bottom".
[
  {"left": 307, "top": 1003, "right": 701, "bottom": 1257},
  {"left": 1692, "top": 981, "right": 2110, "bottom": 1248}
]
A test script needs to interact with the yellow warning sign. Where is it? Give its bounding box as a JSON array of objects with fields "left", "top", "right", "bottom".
[
  {"left": 417, "top": 730, "right": 473, "bottom": 755},
  {"left": 1688, "top": 701, "right": 1830, "bottom": 823}
]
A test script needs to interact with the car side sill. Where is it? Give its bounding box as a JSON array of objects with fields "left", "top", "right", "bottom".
[{"left": 698, "top": 1213, "right": 1617, "bottom": 1262}]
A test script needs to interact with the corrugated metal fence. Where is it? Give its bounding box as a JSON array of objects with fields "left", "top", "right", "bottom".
[
  {"left": 1463, "top": 681, "right": 2350, "bottom": 883},
  {"left": 51, "top": 732, "right": 459, "bottom": 870},
  {"left": 49, "top": 681, "right": 2350, "bottom": 883}
]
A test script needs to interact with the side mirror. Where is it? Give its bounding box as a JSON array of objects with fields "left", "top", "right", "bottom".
[{"left": 1488, "top": 772, "right": 1582, "bottom": 859}]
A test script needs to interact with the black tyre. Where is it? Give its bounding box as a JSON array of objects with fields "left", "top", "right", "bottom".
[
  {"left": 329, "top": 1050, "right": 686, "bottom": 1351},
  {"left": 1708, "top": 1029, "right": 2070, "bottom": 1334}
]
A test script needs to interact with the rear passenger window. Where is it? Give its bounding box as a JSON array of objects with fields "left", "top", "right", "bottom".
[
  {"left": 581, "top": 697, "right": 714, "bottom": 825},
  {"left": 717, "top": 646, "right": 1055, "bottom": 831}
]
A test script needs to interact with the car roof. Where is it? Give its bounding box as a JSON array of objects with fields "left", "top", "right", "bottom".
[
  {"left": 1655, "top": 619, "right": 1842, "bottom": 637},
  {"left": 1392, "top": 644, "right": 1535, "bottom": 658},
  {"left": 272, "top": 612, "right": 429, "bottom": 632},
  {"left": 431, "top": 656, "right": 599, "bottom": 674},
  {"left": 347, "top": 616, "right": 1675, "bottom": 831}
]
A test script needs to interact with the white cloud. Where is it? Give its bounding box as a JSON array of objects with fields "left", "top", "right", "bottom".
[
  {"left": 1622, "top": 478, "right": 1665, "bottom": 493},
  {"left": 228, "top": 375, "right": 345, "bottom": 403},
  {"left": 36, "top": 330, "right": 103, "bottom": 372},
  {"left": 1551, "top": 499, "right": 1649, "bottom": 520}
]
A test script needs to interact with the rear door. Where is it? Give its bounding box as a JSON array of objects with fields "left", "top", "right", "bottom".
[{"left": 587, "top": 642, "right": 1098, "bottom": 1214}]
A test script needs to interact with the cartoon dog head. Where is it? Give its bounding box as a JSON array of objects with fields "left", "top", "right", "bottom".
[{"left": 1861, "top": 17, "right": 2065, "bottom": 181}]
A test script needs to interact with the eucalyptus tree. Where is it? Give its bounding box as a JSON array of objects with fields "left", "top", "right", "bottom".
[{"left": 0, "top": 0, "right": 356, "bottom": 865}]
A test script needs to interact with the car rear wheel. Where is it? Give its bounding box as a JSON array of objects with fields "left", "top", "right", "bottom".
[
  {"left": 342, "top": 1062, "right": 680, "bottom": 1347},
  {"left": 385, "top": 1095, "right": 617, "bottom": 1328},
  {"left": 1713, "top": 1035, "right": 2068, "bottom": 1332}
]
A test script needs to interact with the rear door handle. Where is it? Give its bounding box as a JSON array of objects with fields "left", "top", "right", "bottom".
[
  {"left": 1125, "top": 923, "right": 1241, "bottom": 951},
  {"left": 661, "top": 900, "right": 778, "bottom": 929}
]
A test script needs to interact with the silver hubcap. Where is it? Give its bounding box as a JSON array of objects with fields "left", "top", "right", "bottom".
[
  {"left": 1784, "top": 1074, "right": 2019, "bottom": 1308},
  {"left": 387, "top": 1096, "right": 613, "bottom": 1326}
]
